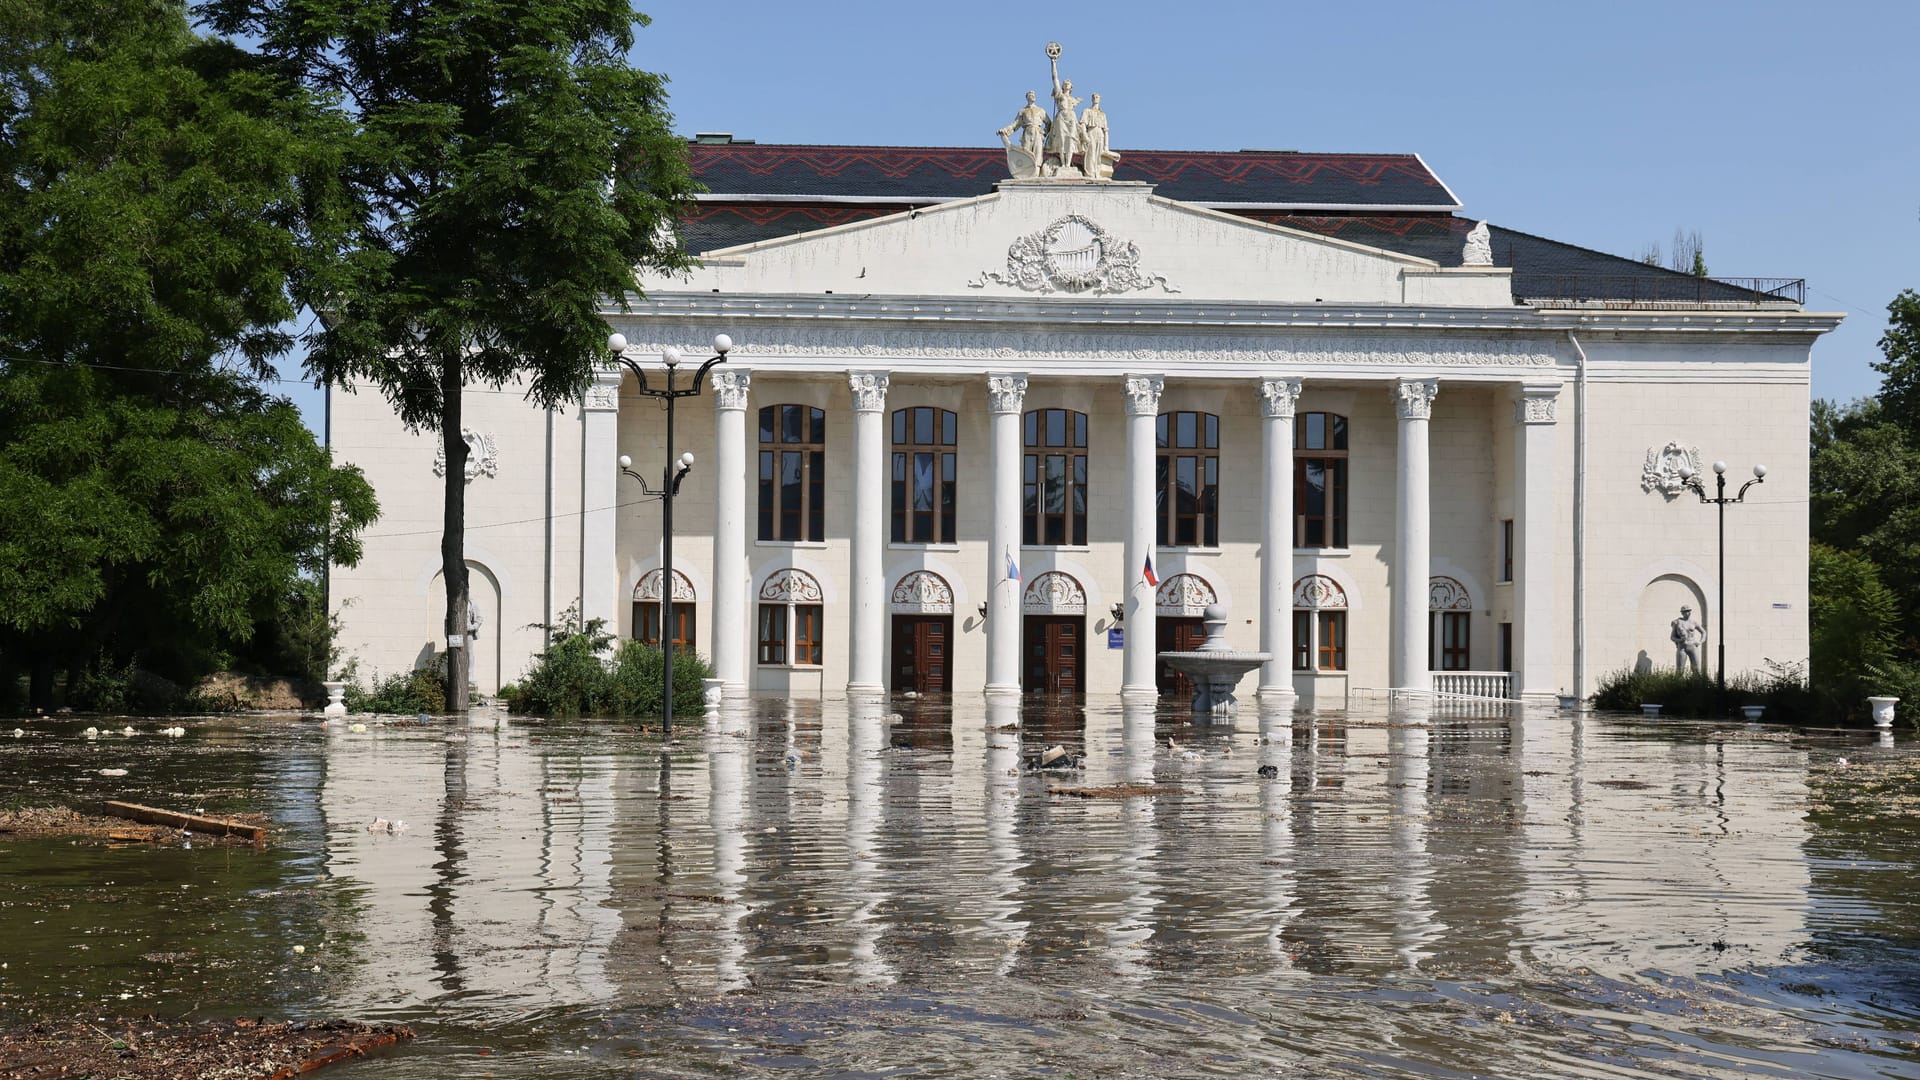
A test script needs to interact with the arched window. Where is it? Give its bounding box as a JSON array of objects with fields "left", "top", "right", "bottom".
[
  {"left": 632, "top": 569, "right": 696, "bottom": 652},
  {"left": 758, "top": 405, "right": 825, "bottom": 542},
  {"left": 1292, "top": 574, "right": 1349, "bottom": 672},
  {"left": 1295, "top": 412, "right": 1348, "bottom": 549},
  {"left": 757, "top": 569, "right": 824, "bottom": 667},
  {"left": 1157, "top": 411, "right": 1219, "bottom": 547},
  {"left": 1024, "top": 408, "right": 1088, "bottom": 546},
  {"left": 891, "top": 407, "right": 957, "bottom": 543},
  {"left": 1429, "top": 576, "right": 1472, "bottom": 671}
]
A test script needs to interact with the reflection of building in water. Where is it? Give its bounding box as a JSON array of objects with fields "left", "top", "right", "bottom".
[{"left": 318, "top": 712, "right": 619, "bottom": 1011}]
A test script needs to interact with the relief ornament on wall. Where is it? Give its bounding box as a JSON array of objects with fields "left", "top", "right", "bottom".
[
  {"left": 433, "top": 428, "right": 499, "bottom": 482},
  {"left": 969, "top": 214, "right": 1177, "bottom": 296},
  {"left": 1641, "top": 442, "right": 1702, "bottom": 498}
]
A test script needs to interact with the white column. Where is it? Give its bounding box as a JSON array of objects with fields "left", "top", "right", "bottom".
[
  {"left": 848, "top": 371, "right": 890, "bottom": 695},
  {"left": 710, "top": 369, "right": 752, "bottom": 695},
  {"left": 580, "top": 367, "right": 623, "bottom": 639},
  {"left": 1392, "top": 378, "right": 1439, "bottom": 694},
  {"left": 1122, "top": 374, "right": 1164, "bottom": 696},
  {"left": 985, "top": 374, "right": 1028, "bottom": 694},
  {"left": 1258, "top": 376, "right": 1303, "bottom": 697},
  {"left": 1514, "top": 383, "right": 1561, "bottom": 701}
]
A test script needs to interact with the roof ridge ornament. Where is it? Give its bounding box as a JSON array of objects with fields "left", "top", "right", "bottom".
[{"left": 996, "top": 43, "right": 1117, "bottom": 182}]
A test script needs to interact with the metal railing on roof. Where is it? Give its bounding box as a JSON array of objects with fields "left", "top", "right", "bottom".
[{"left": 1519, "top": 275, "right": 1805, "bottom": 307}]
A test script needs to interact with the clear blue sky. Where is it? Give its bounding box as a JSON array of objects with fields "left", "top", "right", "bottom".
[{"left": 277, "top": 0, "right": 1916, "bottom": 430}]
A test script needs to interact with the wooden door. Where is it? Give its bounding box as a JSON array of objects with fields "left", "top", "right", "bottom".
[
  {"left": 891, "top": 615, "right": 951, "bottom": 694},
  {"left": 1023, "top": 616, "right": 1082, "bottom": 695},
  {"left": 1156, "top": 616, "right": 1206, "bottom": 697}
]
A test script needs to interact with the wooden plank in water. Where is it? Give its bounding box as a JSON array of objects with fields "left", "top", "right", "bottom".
[{"left": 101, "top": 801, "right": 265, "bottom": 842}]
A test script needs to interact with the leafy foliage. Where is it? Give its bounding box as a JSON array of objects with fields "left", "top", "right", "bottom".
[
  {"left": 1590, "top": 663, "right": 1817, "bottom": 722},
  {"left": 200, "top": 0, "right": 700, "bottom": 708},
  {"left": 1873, "top": 290, "right": 1920, "bottom": 445},
  {"left": 506, "top": 611, "right": 709, "bottom": 720},
  {"left": 343, "top": 667, "right": 448, "bottom": 715}
]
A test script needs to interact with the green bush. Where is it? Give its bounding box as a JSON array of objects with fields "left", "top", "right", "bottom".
[
  {"left": 509, "top": 616, "right": 709, "bottom": 720},
  {"left": 1591, "top": 660, "right": 1848, "bottom": 724},
  {"left": 344, "top": 667, "right": 447, "bottom": 715}
]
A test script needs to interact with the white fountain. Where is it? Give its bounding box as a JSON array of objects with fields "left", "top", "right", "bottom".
[{"left": 1158, "top": 604, "right": 1271, "bottom": 719}]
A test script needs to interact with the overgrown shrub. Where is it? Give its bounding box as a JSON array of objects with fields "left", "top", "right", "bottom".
[
  {"left": 1591, "top": 660, "right": 1847, "bottom": 724},
  {"left": 508, "top": 615, "right": 710, "bottom": 719},
  {"left": 344, "top": 667, "right": 447, "bottom": 715}
]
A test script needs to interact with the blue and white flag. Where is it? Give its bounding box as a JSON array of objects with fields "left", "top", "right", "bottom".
[{"left": 1005, "top": 548, "right": 1020, "bottom": 583}]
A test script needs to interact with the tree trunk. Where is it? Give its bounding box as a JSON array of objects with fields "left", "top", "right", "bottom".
[{"left": 441, "top": 351, "right": 470, "bottom": 714}]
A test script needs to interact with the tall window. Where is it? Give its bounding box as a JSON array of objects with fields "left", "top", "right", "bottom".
[
  {"left": 635, "top": 604, "right": 695, "bottom": 653},
  {"left": 758, "top": 405, "right": 826, "bottom": 542},
  {"left": 1292, "top": 611, "right": 1347, "bottom": 672},
  {"left": 1500, "top": 519, "right": 1515, "bottom": 582},
  {"left": 1023, "top": 408, "right": 1088, "bottom": 546},
  {"left": 891, "top": 407, "right": 957, "bottom": 543},
  {"left": 758, "top": 570, "right": 824, "bottom": 667},
  {"left": 1295, "top": 412, "right": 1348, "bottom": 548},
  {"left": 1157, "top": 411, "right": 1219, "bottom": 547},
  {"left": 1432, "top": 612, "right": 1470, "bottom": 670}
]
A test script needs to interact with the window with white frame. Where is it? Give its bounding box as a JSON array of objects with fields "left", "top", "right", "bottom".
[
  {"left": 1291, "top": 574, "right": 1349, "bottom": 672},
  {"left": 757, "top": 569, "right": 824, "bottom": 666}
]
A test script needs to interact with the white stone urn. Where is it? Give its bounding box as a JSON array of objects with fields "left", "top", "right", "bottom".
[
  {"left": 1640, "top": 704, "right": 1663, "bottom": 718},
  {"left": 1741, "top": 704, "right": 1766, "bottom": 721},
  {"left": 701, "top": 678, "right": 726, "bottom": 711},
  {"left": 1868, "top": 696, "right": 1899, "bottom": 731},
  {"left": 1557, "top": 693, "right": 1581, "bottom": 711},
  {"left": 322, "top": 681, "right": 348, "bottom": 718}
]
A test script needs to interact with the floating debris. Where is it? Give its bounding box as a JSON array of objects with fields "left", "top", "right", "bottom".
[{"left": 1051, "top": 784, "right": 1182, "bottom": 799}]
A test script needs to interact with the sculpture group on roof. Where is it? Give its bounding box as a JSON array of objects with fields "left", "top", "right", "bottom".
[{"left": 997, "top": 42, "right": 1117, "bottom": 182}]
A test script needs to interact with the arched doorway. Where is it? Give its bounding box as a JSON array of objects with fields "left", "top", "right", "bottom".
[
  {"left": 633, "top": 569, "right": 696, "bottom": 652},
  {"left": 1155, "top": 572, "right": 1217, "bottom": 696},
  {"left": 890, "top": 570, "right": 954, "bottom": 694},
  {"left": 1022, "top": 571, "right": 1086, "bottom": 695}
]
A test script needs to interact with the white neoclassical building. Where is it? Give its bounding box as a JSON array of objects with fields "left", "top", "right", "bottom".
[{"left": 329, "top": 97, "right": 1837, "bottom": 706}]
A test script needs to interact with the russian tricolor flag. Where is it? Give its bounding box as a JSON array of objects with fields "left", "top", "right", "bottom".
[
  {"left": 1006, "top": 548, "right": 1020, "bottom": 583},
  {"left": 1142, "top": 555, "right": 1158, "bottom": 587}
]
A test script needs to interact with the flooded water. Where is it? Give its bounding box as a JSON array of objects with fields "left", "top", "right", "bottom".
[{"left": 3, "top": 696, "right": 1919, "bottom": 1078}]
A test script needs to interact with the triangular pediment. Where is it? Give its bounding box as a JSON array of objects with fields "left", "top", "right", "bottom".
[{"left": 641, "top": 182, "right": 1510, "bottom": 307}]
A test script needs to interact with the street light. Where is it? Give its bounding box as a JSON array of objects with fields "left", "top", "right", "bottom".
[
  {"left": 609, "top": 331, "right": 731, "bottom": 735},
  {"left": 1679, "top": 458, "right": 1767, "bottom": 716}
]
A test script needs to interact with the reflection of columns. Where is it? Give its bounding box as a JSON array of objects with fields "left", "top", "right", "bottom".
[
  {"left": 705, "top": 703, "right": 750, "bottom": 992},
  {"left": 1259, "top": 376, "right": 1302, "bottom": 696},
  {"left": 846, "top": 698, "right": 892, "bottom": 983},
  {"left": 1514, "top": 384, "right": 1561, "bottom": 701},
  {"left": 1388, "top": 700, "right": 1435, "bottom": 970},
  {"left": 982, "top": 697, "right": 1026, "bottom": 970},
  {"left": 986, "top": 374, "right": 1028, "bottom": 693},
  {"left": 1123, "top": 375, "right": 1164, "bottom": 695},
  {"left": 1392, "top": 379, "right": 1439, "bottom": 693},
  {"left": 581, "top": 367, "right": 623, "bottom": 636},
  {"left": 710, "top": 370, "right": 752, "bottom": 693},
  {"left": 1258, "top": 705, "right": 1296, "bottom": 965},
  {"left": 848, "top": 371, "right": 890, "bottom": 694}
]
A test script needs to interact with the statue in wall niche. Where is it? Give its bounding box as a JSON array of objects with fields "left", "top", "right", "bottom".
[
  {"left": 998, "top": 90, "right": 1049, "bottom": 180},
  {"left": 1670, "top": 605, "right": 1705, "bottom": 674}
]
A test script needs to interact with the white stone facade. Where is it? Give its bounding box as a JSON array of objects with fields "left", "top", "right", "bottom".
[{"left": 328, "top": 181, "right": 1836, "bottom": 704}]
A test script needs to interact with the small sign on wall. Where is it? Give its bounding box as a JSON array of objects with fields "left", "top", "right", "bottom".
[{"left": 1107, "top": 627, "right": 1124, "bottom": 649}]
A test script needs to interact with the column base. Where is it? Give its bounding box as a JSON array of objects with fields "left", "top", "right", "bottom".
[
  {"left": 1120, "top": 685, "right": 1159, "bottom": 702},
  {"left": 845, "top": 682, "right": 887, "bottom": 699}
]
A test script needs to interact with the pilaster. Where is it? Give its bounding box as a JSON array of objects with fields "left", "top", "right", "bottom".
[
  {"left": 1514, "top": 382, "right": 1561, "bottom": 702},
  {"left": 581, "top": 366, "right": 623, "bottom": 642}
]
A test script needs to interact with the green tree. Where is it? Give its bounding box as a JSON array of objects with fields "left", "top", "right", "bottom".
[
  {"left": 1810, "top": 398, "right": 1920, "bottom": 644},
  {"left": 203, "top": 0, "right": 699, "bottom": 710},
  {"left": 1808, "top": 543, "right": 1899, "bottom": 696},
  {"left": 1872, "top": 289, "right": 1920, "bottom": 444},
  {"left": 0, "top": 0, "right": 375, "bottom": 709}
]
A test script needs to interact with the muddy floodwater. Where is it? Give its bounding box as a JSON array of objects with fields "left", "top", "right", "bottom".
[{"left": 3, "top": 696, "right": 1919, "bottom": 1078}]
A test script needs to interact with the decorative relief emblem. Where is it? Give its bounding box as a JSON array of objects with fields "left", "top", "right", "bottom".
[
  {"left": 432, "top": 428, "right": 498, "bottom": 482},
  {"left": 634, "top": 569, "right": 696, "bottom": 603},
  {"left": 1022, "top": 571, "right": 1087, "bottom": 615},
  {"left": 1155, "top": 574, "right": 1217, "bottom": 617},
  {"left": 583, "top": 381, "right": 619, "bottom": 411},
  {"left": 710, "top": 369, "right": 752, "bottom": 411},
  {"left": 1428, "top": 576, "right": 1472, "bottom": 611},
  {"left": 969, "top": 215, "right": 1178, "bottom": 295},
  {"left": 1641, "top": 442, "right": 1702, "bottom": 498},
  {"left": 1516, "top": 389, "right": 1558, "bottom": 424},
  {"left": 890, "top": 571, "right": 954, "bottom": 614},
  {"left": 1292, "top": 574, "right": 1349, "bottom": 610},
  {"left": 1394, "top": 378, "right": 1440, "bottom": 421},
  {"left": 986, "top": 373, "right": 1029, "bottom": 413},
  {"left": 759, "top": 568, "right": 824, "bottom": 603},
  {"left": 1259, "top": 376, "right": 1303, "bottom": 420}
]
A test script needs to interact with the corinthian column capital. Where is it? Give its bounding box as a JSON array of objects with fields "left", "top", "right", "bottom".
[
  {"left": 986, "top": 373, "right": 1029, "bottom": 414},
  {"left": 848, "top": 370, "right": 890, "bottom": 413},
  {"left": 710, "top": 369, "right": 752, "bottom": 411},
  {"left": 1394, "top": 378, "right": 1440, "bottom": 421},
  {"left": 1258, "top": 375, "right": 1303, "bottom": 419},
  {"left": 1123, "top": 373, "right": 1164, "bottom": 417}
]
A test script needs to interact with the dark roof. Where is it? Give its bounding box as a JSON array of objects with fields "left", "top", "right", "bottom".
[{"left": 688, "top": 144, "right": 1457, "bottom": 208}]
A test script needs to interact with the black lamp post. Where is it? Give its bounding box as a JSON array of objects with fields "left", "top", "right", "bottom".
[
  {"left": 1680, "top": 458, "right": 1767, "bottom": 716},
  {"left": 610, "top": 331, "right": 731, "bottom": 735}
]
